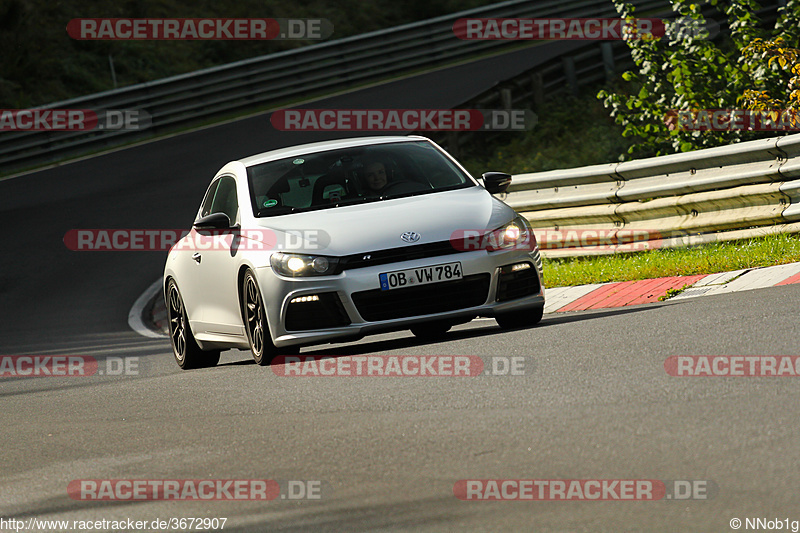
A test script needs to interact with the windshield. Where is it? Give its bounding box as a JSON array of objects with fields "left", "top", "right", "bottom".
[{"left": 246, "top": 140, "right": 474, "bottom": 217}]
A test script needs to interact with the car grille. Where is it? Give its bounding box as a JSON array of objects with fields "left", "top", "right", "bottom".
[
  {"left": 285, "top": 292, "right": 351, "bottom": 331},
  {"left": 351, "top": 274, "right": 491, "bottom": 322},
  {"left": 337, "top": 240, "right": 466, "bottom": 272},
  {"left": 496, "top": 263, "right": 541, "bottom": 302}
]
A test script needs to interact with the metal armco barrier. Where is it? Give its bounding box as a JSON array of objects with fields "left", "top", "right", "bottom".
[
  {"left": 0, "top": 0, "right": 670, "bottom": 172},
  {"left": 508, "top": 133, "right": 800, "bottom": 258}
]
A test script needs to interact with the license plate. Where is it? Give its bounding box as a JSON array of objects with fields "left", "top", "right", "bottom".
[{"left": 379, "top": 262, "right": 463, "bottom": 291}]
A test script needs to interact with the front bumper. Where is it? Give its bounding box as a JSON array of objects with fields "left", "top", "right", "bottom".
[{"left": 256, "top": 248, "right": 545, "bottom": 348}]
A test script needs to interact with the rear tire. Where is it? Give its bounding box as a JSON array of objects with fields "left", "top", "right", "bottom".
[
  {"left": 495, "top": 305, "right": 544, "bottom": 330},
  {"left": 166, "top": 280, "right": 221, "bottom": 369},
  {"left": 242, "top": 270, "right": 279, "bottom": 366}
]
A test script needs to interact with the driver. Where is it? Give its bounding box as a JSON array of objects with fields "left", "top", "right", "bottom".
[{"left": 363, "top": 159, "right": 390, "bottom": 195}]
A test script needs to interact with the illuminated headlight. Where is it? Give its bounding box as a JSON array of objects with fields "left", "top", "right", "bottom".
[
  {"left": 287, "top": 256, "right": 305, "bottom": 272},
  {"left": 503, "top": 225, "right": 520, "bottom": 241},
  {"left": 270, "top": 252, "right": 339, "bottom": 277},
  {"left": 487, "top": 215, "right": 537, "bottom": 252}
]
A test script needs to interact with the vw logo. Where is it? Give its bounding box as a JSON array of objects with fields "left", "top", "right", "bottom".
[{"left": 400, "top": 231, "right": 420, "bottom": 243}]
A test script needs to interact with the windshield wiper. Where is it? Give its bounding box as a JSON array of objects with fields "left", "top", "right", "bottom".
[
  {"left": 305, "top": 196, "right": 384, "bottom": 210},
  {"left": 256, "top": 205, "right": 298, "bottom": 217},
  {"left": 341, "top": 196, "right": 383, "bottom": 205},
  {"left": 384, "top": 184, "right": 473, "bottom": 200},
  {"left": 256, "top": 196, "right": 385, "bottom": 217}
]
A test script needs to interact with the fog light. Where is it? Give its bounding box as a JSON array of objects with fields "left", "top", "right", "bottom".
[
  {"left": 511, "top": 263, "right": 531, "bottom": 272},
  {"left": 290, "top": 295, "right": 320, "bottom": 304}
]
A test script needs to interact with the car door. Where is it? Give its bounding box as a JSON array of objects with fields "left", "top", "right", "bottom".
[
  {"left": 175, "top": 178, "right": 218, "bottom": 333},
  {"left": 190, "top": 175, "right": 246, "bottom": 337}
]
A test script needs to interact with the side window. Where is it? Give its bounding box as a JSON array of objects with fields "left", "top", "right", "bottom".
[
  {"left": 199, "top": 180, "right": 220, "bottom": 218},
  {"left": 209, "top": 176, "right": 239, "bottom": 225}
]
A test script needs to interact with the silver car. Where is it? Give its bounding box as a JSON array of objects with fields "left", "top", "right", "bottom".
[{"left": 163, "top": 135, "right": 545, "bottom": 369}]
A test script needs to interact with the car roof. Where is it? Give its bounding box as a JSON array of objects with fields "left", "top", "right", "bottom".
[{"left": 238, "top": 135, "right": 431, "bottom": 167}]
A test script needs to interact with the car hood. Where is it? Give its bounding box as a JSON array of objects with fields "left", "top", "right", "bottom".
[{"left": 249, "top": 186, "right": 516, "bottom": 256}]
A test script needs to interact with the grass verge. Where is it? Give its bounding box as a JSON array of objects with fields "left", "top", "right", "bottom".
[{"left": 542, "top": 233, "right": 800, "bottom": 287}]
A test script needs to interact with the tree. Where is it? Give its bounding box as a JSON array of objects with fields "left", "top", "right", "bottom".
[
  {"left": 598, "top": 0, "right": 800, "bottom": 158},
  {"left": 739, "top": 37, "right": 800, "bottom": 114}
]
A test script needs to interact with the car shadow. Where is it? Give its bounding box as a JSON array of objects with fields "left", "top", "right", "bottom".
[
  {"left": 305, "top": 304, "right": 664, "bottom": 356},
  {"left": 215, "top": 303, "right": 664, "bottom": 366}
]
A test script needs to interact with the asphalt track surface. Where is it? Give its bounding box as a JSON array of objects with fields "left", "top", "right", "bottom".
[{"left": 2, "top": 41, "right": 800, "bottom": 532}]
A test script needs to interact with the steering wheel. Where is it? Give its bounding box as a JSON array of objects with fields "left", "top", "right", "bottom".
[{"left": 380, "top": 180, "right": 419, "bottom": 195}]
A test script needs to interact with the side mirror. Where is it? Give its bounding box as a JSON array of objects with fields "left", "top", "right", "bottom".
[
  {"left": 482, "top": 172, "right": 512, "bottom": 194},
  {"left": 194, "top": 212, "right": 232, "bottom": 230}
]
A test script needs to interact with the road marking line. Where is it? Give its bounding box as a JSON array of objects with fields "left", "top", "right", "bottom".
[{"left": 128, "top": 278, "right": 166, "bottom": 338}]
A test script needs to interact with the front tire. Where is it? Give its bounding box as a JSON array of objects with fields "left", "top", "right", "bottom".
[
  {"left": 495, "top": 305, "right": 544, "bottom": 330},
  {"left": 166, "top": 280, "right": 220, "bottom": 369},
  {"left": 242, "top": 270, "right": 279, "bottom": 366}
]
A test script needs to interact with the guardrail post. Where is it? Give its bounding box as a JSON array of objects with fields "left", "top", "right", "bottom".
[
  {"left": 500, "top": 88, "right": 512, "bottom": 110},
  {"left": 531, "top": 72, "right": 544, "bottom": 113},
  {"left": 108, "top": 54, "right": 118, "bottom": 88},
  {"left": 600, "top": 42, "right": 615, "bottom": 83},
  {"left": 562, "top": 57, "right": 578, "bottom": 96}
]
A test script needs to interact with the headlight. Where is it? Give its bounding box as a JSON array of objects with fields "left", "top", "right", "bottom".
[
  {"left": 270, "top": 252, "right": 339, "bottom": 277},
  {"left": 486, "top": 215, "right": 537, "bottom": 252}
]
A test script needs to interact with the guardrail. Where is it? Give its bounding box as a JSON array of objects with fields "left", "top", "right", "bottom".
[
  {"left": 0, "top": 0, "right": 671, "bottom": 172},
  {"left": 506, "top": 132, "right": 800, "bottom": 258}
]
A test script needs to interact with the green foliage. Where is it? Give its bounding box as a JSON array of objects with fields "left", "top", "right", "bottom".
[
  {"left": 597, "top": 0, "right": 800, "bottom": 158},
  {"left": 740, "top": 36, "right": 800, "bottom": 112}
]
